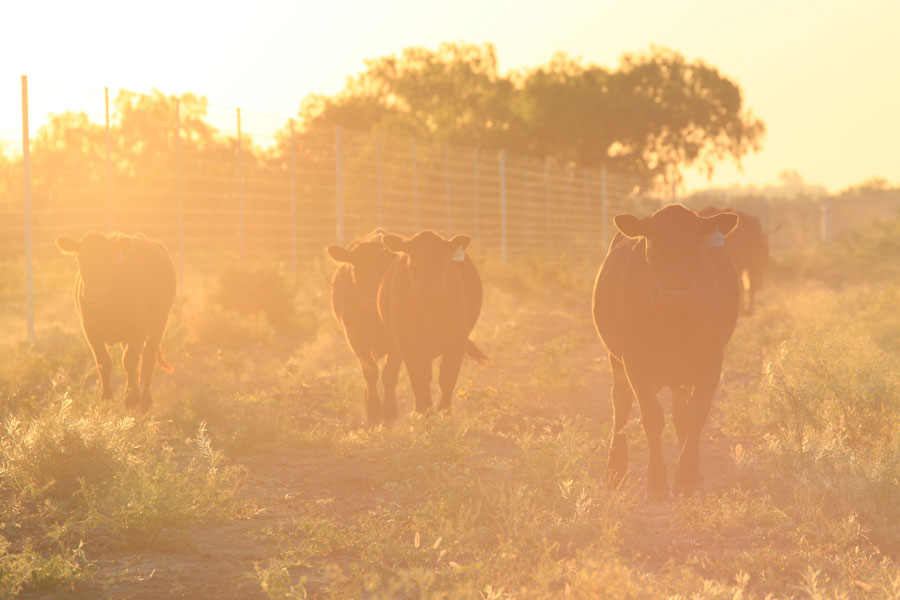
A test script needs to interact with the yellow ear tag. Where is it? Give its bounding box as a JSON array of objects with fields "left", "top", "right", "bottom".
[
  {"left": 706, "top": 230, "right": 725, "bottom": 248},
  {"left": 452, "top": 246, "right": 466, "bottom": 262}
]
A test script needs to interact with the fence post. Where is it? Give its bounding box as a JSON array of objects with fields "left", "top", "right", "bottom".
[
  {"left": 412, "top": 141, "right": 419, "bottom": 232},
  {"left": 473, "top": 146, "right": 480, "bottom": 243},
  {"left": 176, "top": 99, "right": 184, "bottom": 293},
  {"left": 601, "top": 165, "right": 608, "bottom": 253},
  {"left": 105, "top": 87, "right": 113, "bottom": 232},
  {"left": 499, "top": 149, "right": 507, "bottom": 264},
  {"left": 376, "top": 131, "right": 383, "bottom": 229},
  {"left": 237, "top": 108, "right": 245, "bottom": 259},
  {"left": 21, "top": 75, "right": 34, "bottom": 343},
  {"left": 335, "top": 125, "right": 344, "bottom": 246},
  {"left": 289, "top": 119, "right": 297, "bottom": 270},
  {"left": 444, "top": 144, "right": 451, "bottom": 236}
]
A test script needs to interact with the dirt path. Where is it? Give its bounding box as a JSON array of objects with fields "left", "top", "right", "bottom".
[{"left": 29, "top": 284, "right": 761, "bottom": 599}]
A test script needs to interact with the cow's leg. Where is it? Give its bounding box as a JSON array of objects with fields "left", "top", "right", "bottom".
[
  {"left": 359, "top": 353, "right": 381, "bottom": 426},
  {"left": 673, "top": 356, "right": 723, "bottom": 497},
  {"left": 381, "top": 352, "right": 402, "bottom": 422},
  {"left": 85, "top": 330, "right": 113, "bottom": 400},
  {"left": 122, "top": 341, "right": 142, "bottom": 410},
  {"left": 606, "top": 354, "right": 633, "bottom": 488},
  {"left": 436, "top": 348, "right": 465, "bottom": 413},
  {"left": 405, "top": 356, "right": 433, "bottom": 414},
  {"left": 139, "top": 335, "right": 162, "bottom": 411},
  {"left": 672, "top": 385, "right": 693, "bottom": 449},
  {"left": 623, "top": 358, "right": 668, "bottom": 500}
]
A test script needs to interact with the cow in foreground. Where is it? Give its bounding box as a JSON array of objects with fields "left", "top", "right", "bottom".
[
  {"left": 327, "top": 229, "right": 402, "bottom": 425},
  {"left": 592, "top": 204, "right": 740, "bottom": 499},
  {"left": 378, "top": 230, "right": 488, "bottom": 414},
  {"left": 56, "top": 233, "right": 176, "bottom": 411},
  {"left": 699, "top": 206, "right": 770, "bottom": 314}
]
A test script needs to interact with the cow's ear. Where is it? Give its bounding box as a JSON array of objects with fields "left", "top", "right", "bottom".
[
  {"left": 381, "top": 234, "right": 408, "bottom": 254},
  {"left": 614, "top": 214, "right": 647, "bottom": 239},
  {"left": 327, "top": 245, "right": 353, "bottom": 263},
  {"left": 446, "top": 234, "right": 471, "bottom": 253},
  {"left": 703, "top": 212, "right": 739, "bottom": 236},
  {"left": 55, "top": 236, "right": 80, "bottom": 254}
]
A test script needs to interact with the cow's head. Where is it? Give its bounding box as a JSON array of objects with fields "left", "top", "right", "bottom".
[
  {"left": 381, "top": 230, "right": 471, "bottom": 294},
  {"left": 614, "top": 204, "right": 738, "bottom": 303},
  {"left": 327, "top": 230, "right": 395, "bottom": 299},
  {"left": 56, "top": 233, "right": 131, "bottom": 289}
]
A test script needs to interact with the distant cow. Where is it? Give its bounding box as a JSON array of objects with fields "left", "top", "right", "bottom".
[
  {"left": 327, "top": 229, "right": 402, "bottom": 425},
  {"left": 699, "top": 206, "right": 769, "bottom": 313},
  {"left": 378, "top": 230, "right": 488, "bottom": 414},
  {"left": 592, "top": 204, "right": 740, "bottom": 499},
  {"left": 56, "top": 233, "right": 176, "bottom": 411}
]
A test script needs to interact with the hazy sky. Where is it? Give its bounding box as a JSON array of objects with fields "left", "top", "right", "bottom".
[{"left": 1, "top": 0, "right": 897, "bottom": 193}]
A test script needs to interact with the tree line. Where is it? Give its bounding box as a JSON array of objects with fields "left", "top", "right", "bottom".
[{"left": 0, "top": 43, "right": 765, "bottom": 222}]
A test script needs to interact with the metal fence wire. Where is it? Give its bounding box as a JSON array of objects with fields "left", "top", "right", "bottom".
[{"left": 2, "top": 77, "right": 889, "bottom": 342}]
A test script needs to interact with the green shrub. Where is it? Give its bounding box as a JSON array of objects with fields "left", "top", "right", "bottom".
[
  {"left": 0, "top": 398, "right": 247, "bottom": 550},
  {"left": 1, "top": 396, "right": 133, "bottom": 498},
  {"left": 0, "top": 537, "right": 87, "bottom": 599}
]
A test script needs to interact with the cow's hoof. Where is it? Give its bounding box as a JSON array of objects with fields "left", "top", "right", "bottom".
[
  {"left": 645, "top": 486, "right": 673, "bottom": 503},
  {"left": 124, "top": 391, "right": 141, "bottom": 411},
  {"left": 673, "top": 467, "right": 703, "bottom": 497}
]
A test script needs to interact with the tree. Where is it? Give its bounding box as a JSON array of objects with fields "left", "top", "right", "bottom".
[
  {"left": 293, "top": 42, "right": 522, "bottom": 148},
  {"left": 293, "top": 43, "right": 766, "bottom": 192}
]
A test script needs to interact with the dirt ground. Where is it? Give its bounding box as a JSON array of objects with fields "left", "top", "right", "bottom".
[{"left": 18, "top": 273, "right": 802, "bottom": 599}]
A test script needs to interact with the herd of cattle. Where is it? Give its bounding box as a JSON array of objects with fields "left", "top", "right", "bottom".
[{"left": 55, "top": 203, "right": 770, "bottom": 498}]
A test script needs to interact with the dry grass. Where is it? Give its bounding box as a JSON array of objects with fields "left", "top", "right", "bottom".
[{"left": 1, "top": 221, "right": 900, "bottom": 598}]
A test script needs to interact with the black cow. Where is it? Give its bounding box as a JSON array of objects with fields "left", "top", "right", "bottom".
[
  {"left": 378, "top": 230, "right": 487, "bottom": 414},
  {"left": 592, "top": 204, "right": 740, "bottom": 499},
  {"left": 57, "top": 232, "right": 176, "bottom": 411},
  {"left": 327, "top": 229, "right": 401, "bottom": 425}
]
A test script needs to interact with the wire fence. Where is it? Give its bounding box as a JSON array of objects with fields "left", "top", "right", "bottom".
[
  {"left": 2, "top": 76, "right": 897, "bottom": 342},
  {"left": 1, "top": 76, "right": 653, "bottom": 341}
]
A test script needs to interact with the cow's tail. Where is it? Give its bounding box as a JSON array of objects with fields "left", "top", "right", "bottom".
[
  {"left": 156, "top": 346, "right": 175, "bottom": 374},
  {"left": 465, "top": 339, "right": 490, "bottom": 364}
]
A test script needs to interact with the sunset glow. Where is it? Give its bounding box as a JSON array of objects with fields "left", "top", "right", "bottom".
[{"left": 2, "top": 0, "right": 898, "bottom": 193}]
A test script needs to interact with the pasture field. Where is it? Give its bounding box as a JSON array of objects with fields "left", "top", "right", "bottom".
[{"left": 1, "top": 218, "right": 899, "bottom": 599}]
